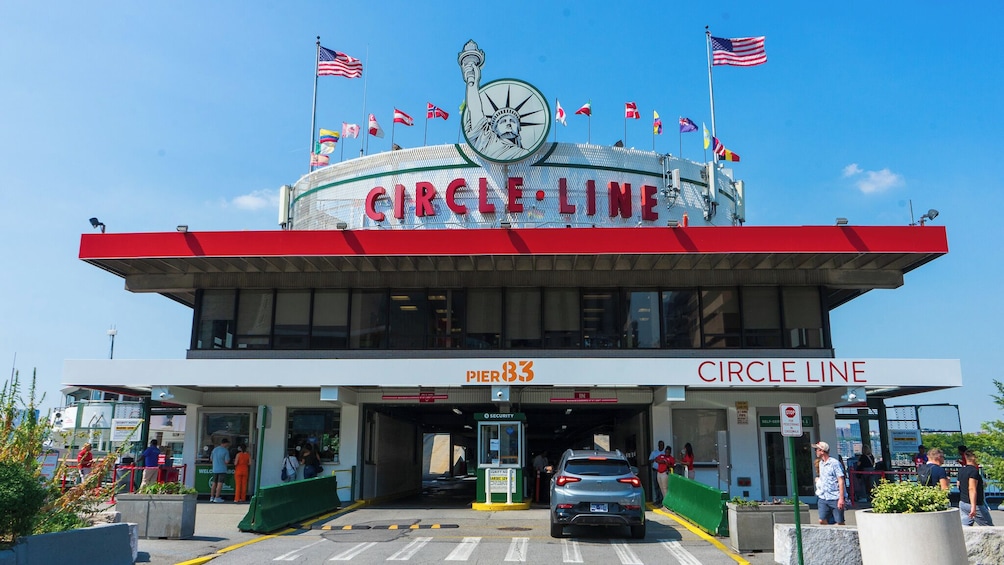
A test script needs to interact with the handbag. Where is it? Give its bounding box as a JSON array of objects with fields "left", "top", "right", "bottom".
[{"left": 281, "top": 465, "right": 289, "bottom": 481}]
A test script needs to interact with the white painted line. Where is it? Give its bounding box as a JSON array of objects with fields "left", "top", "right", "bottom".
[
  {"left": 660, "top": 539, "right": 702, "bottom": 565},
  {"left": 274, "top": 538, "right": 327, "bottom": 561},
  {"left": 504, "top": 537, "right": 529, "bottom": 562},
  {"left": 329, "top": 541, "right": 377, "bottom": 561},
  {"left": 561, "top": 539, "right": 583, "bottom": 563},
  {"left": 387, "top": 537, "right": 433, "bottom": 561},
  {"left": 445, "top": 536, "right": 481, "bottom": 561},
  {"left": 610, "top": 541, "right": 643, "bottom": 565}
]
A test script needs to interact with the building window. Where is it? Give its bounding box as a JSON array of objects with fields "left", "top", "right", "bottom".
[
  {"left": 274, "top": 290, "right": 311, "bottom": 349},
  {"left": 661, "top": 290, "right": 700, "bottom": 348},
  {"left": 389, "top": 290, "right": 430, "bottom": 349},
  {"left": 235, "top": 290, "right": 273, "bottom": 349},
  {"left": 582, "top": 290, "right": 620, "bottom": 349},
  {"left": 287, "top": 408, "right": 341, "bottom": 463},
  {"left": 625, "top": 290, "right": 660, "bottom": 348},
  {"left": 311, "top": 290, "right": 349, "bottom": 349},
  {"left": 467, "top": 289, "right": 501, "bottom": 349},
  {"left": 543, "top": 289, "right": 580, "bottom": 348},
  {"left": 430, "top": 290, "right": 465, "bottom": 348},
  {"left": 702, "top": 289, "right": 741, "bottom": 348},
  {"left": 350, "top": 291, "right": 388, "bottom": 349},
  {"left": 742, "top": 287, "right": 783, "bottom": 347},
  {"left": 505, "top": 289, "right": 542, "bottom": 348},
  {"left": 671, "top": 409, "right": 727, "bottom": 464},
  {"left": 197, "top": 411, "right": 250, "bottom": 464},
  {"left": 783, "top": 287, "right": 824, "bottom": 348},
  {"left": 196, "top": 290, "right": 235, "bottom": 349}
]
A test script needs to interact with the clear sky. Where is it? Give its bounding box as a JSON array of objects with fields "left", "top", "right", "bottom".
[{"left": 2, "top": 3, "right": 1002, "bottom": 431}]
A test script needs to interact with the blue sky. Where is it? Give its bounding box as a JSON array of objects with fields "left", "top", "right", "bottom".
[{"left": 2, "top": 3, "right": 1002, "bottom": 431}]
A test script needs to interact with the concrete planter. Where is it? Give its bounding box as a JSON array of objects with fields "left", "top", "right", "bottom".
[
  {"left": 856, "top": 508, "right": 965, "bottom": 565},
  {"left": 116, "top": 493, "right": 197, "bottom": 539},
  {"left": 727, "top": 502, "right": 810, "bottom": 552}
]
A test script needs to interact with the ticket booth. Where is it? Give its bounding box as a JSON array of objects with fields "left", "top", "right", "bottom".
[{"left": 475, "top": 413, "right": 525, "bottom": 504}]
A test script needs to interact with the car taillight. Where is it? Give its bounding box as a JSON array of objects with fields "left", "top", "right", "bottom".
[
  {"left": 618, "top": 477, "right": 642, "bottom": 488},
  {"left": 623, "top": 504, "right": 641, "bottom": 510},
  {"left": 555, "top": 475, "right": 581, "bottom": 486}
]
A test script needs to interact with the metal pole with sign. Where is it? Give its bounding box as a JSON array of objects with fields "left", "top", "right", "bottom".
[{"left": 780, "top": 403, "right": 805, "bottom": 565}]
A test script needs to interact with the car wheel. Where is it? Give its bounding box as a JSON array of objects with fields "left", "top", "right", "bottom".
[
  {"left": 630, "top": 523, "right": 646, "bottom": 539},
  {"left": 550, "top": 520, "right": 564, "bottom": 538}
]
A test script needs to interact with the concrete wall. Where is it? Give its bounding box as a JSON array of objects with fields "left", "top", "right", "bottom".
[{"left": 1, "top": 523, "right": 136, "bottom": 565}]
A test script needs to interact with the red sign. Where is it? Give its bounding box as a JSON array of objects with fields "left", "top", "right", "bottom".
[
  {"left": 785, "top": 406, "right": 796, "bottom": 418},
  {"left": 381, "top": 392, "right": 448, "bottom": 403}
]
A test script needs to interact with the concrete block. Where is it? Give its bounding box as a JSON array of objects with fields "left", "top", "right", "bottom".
[
  {"left": 12, "top": 523, "right": 133, "bottom": 565},
  {"left": 0, "top": 549, "right": 14, "bottom": 565},
  {"left": 774, "top": 524, "right": 861, "bottom": 565},
  {"left": 964, "top": 527, "right": 1004, "bottom": 565}
]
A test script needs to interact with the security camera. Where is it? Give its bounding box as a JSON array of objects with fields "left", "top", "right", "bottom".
[
  {"left": 159, "top": 392, "right": 167, "bottom": 398},
  {"left": 496, "top": 390, "right": 503, "bottom": 398}
]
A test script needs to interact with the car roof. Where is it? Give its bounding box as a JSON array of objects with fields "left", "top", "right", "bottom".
[{"left": 562, "top": 449, "right": 625, "bottom": 460}]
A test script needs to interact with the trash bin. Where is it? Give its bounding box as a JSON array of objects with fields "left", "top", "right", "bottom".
[{"left": 159, "top": 466, "right": 180, "bottom": 483}]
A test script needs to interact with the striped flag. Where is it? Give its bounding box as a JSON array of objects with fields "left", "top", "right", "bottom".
[
  {"left": 319, "top": 129, "right": 339, "bottom": 144},
  {"left": 342, "top": 123, "right": 360, "bottom": 139},
  {"left": 711, "top": 36, "right": 767, "bottom": 67},
  {"left": 712, "top": 137, "right": 740, "bottom": 161},
  {"left": 310, "top": 153, "right": 330, "bottom": 167},
  {"left": 427, "top": 103, "right": 449, "bottom": 120},
  {"left": 625, "top": 102, "right": 640, "bottom": 119},
  {"left": 575, "top": 101, "right": 591, "bottom": 116},
  {"left": 317, "top": 46, "right": 363, "bottom": 77},
  {"left": 653, "top": 111, "right": 663, "bottom": 135},
  {"left": 393, "top": 109, "right": 414, "bottom": 126}
]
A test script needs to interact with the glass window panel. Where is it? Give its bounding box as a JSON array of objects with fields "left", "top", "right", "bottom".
[
  {"left": 287, "top": 408, "right": 341, "bottom": 463},
  {"left": 625, "top": 291, "right": 660, "bottom": 349},
  {"left": 661, "top": 290, "right": 700, "bottom": 348},
  {"left": 274, "top": 290, "right": 311, "bottom": 349},
  {"left": 582, "top": 290, "right": 620, "bottom": 349},
  {"left": 478, "top": 423, "right": 521, "bottom": 466},
  {"left": 312, "top": 290, "right": 349, "bottom": 348},
  {"left": 429, "top": 290, "right": 464, "bottom": 348},
  {"left": 783, "top": 287, "right": 824, "bottom": 348},
  {"left": 198, "top": 411, "right": 250, "bottom": 464},
  {"left": 235, "top": 290, "right": 273, "bottom": 349},
  {"left": 466, "top": 289, "right": 501, "bottom": 349},
  {"left": 671, "top": 409, "right": 727, "bottom": 463},
  {"left": 196, "top": 290, "right": 235, "bottom": 349},
  {"left": 350, "top": 291, "right": 388, "bottom": 349},
  {"left": 389, "top": 290, "right": 430, "bottom": 349},
  {"left": 701, "top": 288, "right": 740, "bottom": 348},
  {"left": 505, "top": 289, "right": 541, "bottom": 348},
  {"left": 544, "top": 289, "right": 580, "bottom": 348},
  {"left": 742, "top": 287, "right": 782, "bottom": 348}
]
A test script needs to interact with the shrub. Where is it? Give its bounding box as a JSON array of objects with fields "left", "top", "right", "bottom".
[
  {"left": 870, "top": 480, "right": 949, "bottom": 513},
  {"left": 136, "top": 481, "right": 197, "bottom": 495},
  {"left": 728, "top": 496, "right": 759, "bottom": 508},
  {"left": 0, "top": 461, "right": 47, "bottom": 547}
]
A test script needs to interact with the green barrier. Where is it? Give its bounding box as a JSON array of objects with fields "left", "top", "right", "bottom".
[
  {"left": 664, "top": 473, "right": 729, "bottom": 536},
  {"left": 238, "top": 474, "right": 340, "bottom": 533}
]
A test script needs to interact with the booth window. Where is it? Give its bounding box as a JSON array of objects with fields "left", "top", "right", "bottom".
[
  {"left": 478, "top": 422, "right": 521, "bottom": 466},
  {"left": 198, "top": 411, "right": 251, "bottom": 463},
  {"left": 671, "top": 409, "right": 727, "bottom": 463},
  {"left": 287, "top": 408, "right": 341, "bottom": 463}
]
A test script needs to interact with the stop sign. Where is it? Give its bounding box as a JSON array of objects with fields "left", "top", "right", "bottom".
[
  {"left": 780, "top": 403, "right": 802, "bottom": 437},
  {"left": 785, "top": 406, "right": 796, "bottom": 418}
]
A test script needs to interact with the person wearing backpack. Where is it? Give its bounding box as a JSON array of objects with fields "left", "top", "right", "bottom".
[
  {"left": 281, "top": 448, "right": 299, "bottom": 482},
  {"left": 917, "top": 447, "right": 949, "bottom": 491}
]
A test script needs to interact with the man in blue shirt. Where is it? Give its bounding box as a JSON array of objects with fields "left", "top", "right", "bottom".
[
  {"left": 139, "top": 439, "right": 161, "bottom": 488},
  {"left": 814, "top": 441, "right": 846, "bottom": 525},
  {"left": 210, "top": 438, "right": 231, "bottom": 503}
]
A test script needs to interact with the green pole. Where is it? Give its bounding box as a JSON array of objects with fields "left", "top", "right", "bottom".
[
  {"left": 789, "top": 436, "right": 804, "bottom": 565},
  {"left": 248, "top": 406, "right": 268, "bottom": 524}
]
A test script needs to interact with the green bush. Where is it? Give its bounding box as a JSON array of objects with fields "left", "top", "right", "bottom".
[
  {"left": 870, "top": 480, "right": 949, "bottom": 513},
  {"left": 136, "top": 481, "right": 197, "bottom": 495},
  {"left": 0, "top": 461, "right": 48, "bottom": 547}
]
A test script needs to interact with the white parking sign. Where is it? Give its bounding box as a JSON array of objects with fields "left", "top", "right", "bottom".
[{"left": 780, "top": 403, "right": 802, "bottom": 437}]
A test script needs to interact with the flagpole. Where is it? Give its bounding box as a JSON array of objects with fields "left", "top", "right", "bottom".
[
  {"left": 679, "top": 117, "right": 683, "bottom": 157},
  {"left": 309, "top": 37, "right": 321, "bottom": 174},
  {"left": 340, "top": 135, "right": 345, "bottom": 162},
  {"left": 553, "top": 98, "right": 557, "bottom": 143},
  {"left": 391, "top": 117, "right": 396, "bottom": 149},
  {"left": 623, "top": 111, "right": 627, "bottom": 147},
  {"left": 361, "top": 45, "right": 369, "bottom": 157},
  {"left": 424, "top": 108, "right": 429, "bottom": 146},
  {"left": 706, "top": 27, "right": 719, "bottom": 164},
  {"left": 652, "top": 113, "right": 656, "bottom": 152}
]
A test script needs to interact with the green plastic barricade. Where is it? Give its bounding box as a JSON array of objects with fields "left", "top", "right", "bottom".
[
  {"left": 664, "top": 473, "right": 729, "bottom": 536},
  {"left": 238, "top": 474, "right": 340, "bottom": 533}
]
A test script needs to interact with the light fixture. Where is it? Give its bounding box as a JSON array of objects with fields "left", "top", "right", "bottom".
[
  {"left": 500, "top": 220, "right": 512, "bottom": 229},
  {"left": 919, "top": 209, "right": 939, "bottom": 226},
  {"left": 335, "top": 221, "right": 348, "bottom": 230},
  {"left": 176, "top": 225, "right": 188, "bottom": 233},
  {"left": 667, "top": 219, "right": 679, "bottom": 227},
  {"left": 88, "top": 217, "right": 106, "bottom": 233},
  {"left": 564, "top": 408, "right": 572, "bottom": 415},
  {"left": 835, "top": 218, "right": 849, "bottom": 226},
  {"left": 452, "top": 408, "right": 463, "bottom": 415}
]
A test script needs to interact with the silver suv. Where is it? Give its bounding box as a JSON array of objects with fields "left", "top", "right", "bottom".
[{"left": 549, "top": 449, "right": 645, "bottom": 539}]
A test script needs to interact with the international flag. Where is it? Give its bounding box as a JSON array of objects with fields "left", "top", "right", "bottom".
[
  {"left": 679, "top": 117, "right": 698, "bottom": 133},
  {"left": 703, "top": 123, "right": 710, "bottom": 149},
  {"left": 712, "top": 137, "right": 740, "bottom": 161},
  {"left": 710, "top": 36, "right": 767, "bottom": 67},
  {"left": 575, "top": 101, "right": 591, "bottom": 116},
  {"left": 342, "top": 122, "right": 360, "bottom": 139},
  {"left": 555, "top": 100, "right": 567, "bottom": 126},
  {"left": 317, "top": 142, "right": 335, "bottom": 155},
  {"left": 625, "top": 102, "right": 640, "bottom": 119},
  {"left": 368, "top": 114, "right": 385, "bottom": 138},
  {"left": 427, "top": 103, "right": 449, "bottom": 120},
  {"left": 317, "top": 46, "right": 363, "bottom": 78},
  {"left": 310, "top": 153, "right": 330, "bottom": 167},
  {"left": 393, "top": 108, "right": 414, "bottom": 126},
  {"left": 319, "top": 129, "right": 339, "bottom": 144},
  {"left": 653, "top": 111, "right": 663, "bottom": 135}
]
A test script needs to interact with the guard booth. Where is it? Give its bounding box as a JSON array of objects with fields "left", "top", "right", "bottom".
[{"left": 475, "top": 413, "right": 525, "bottom": 504}]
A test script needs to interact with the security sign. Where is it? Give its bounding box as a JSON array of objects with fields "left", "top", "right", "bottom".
[{"left": 779, "top": 403, "right": 802, "bottom": 437}]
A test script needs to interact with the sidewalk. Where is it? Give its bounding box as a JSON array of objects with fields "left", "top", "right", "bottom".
[{"left": 135, "top": 500, "right": 257, "bottom": 565}]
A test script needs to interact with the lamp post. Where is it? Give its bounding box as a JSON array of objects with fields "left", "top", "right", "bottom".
[{"left": 107, "top": 327, "right": 117, "bottom": 359}]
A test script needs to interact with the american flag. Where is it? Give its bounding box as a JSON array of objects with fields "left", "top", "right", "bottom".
[
  {"left": 711, "top": 36, "right": 767, "bottom": 67},
  {"left": 625, "top": 102, "right": 640, "bottom": 119},
  {"left": 393, "top": 108, "right": 414, "bottom": 126},
  {"left": 427, "top": 103, "right": 449, "bottom": 120},
  {"left": 318, "top": 46, "right": 363, "bottom": 78}
]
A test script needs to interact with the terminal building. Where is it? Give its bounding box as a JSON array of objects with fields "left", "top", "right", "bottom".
[{"left": 65, "top": 41, "right": 959, "bottom": 504}]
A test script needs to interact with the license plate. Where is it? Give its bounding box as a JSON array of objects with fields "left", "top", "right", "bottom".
[{"left": 589, "top": 503, "right": 608, "bottom": 513}]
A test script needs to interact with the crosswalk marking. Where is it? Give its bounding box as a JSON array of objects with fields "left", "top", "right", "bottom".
[
  {"left": 504, "top": 537, "right": 529, "bottom": 562},
  {"left": 329, "top": 542, "right": 377, "bottom": 561},
  {"left": 660, "top": 539, "right": 702, "bottom": 565},
  {"left": 274, "top": 538, "right": 327, "bottom": 561},
  {"left": 387, "top": 537, "right": 432, "bottom": 561},
  {"left": 610, "top": 541, "right": 643, "bottom": 564},
  {"left": 561, "top": 539, "right": 583, "bottom": 563},
  {"left": 445, "top": 536, "right": 481, "bottom": 561}
]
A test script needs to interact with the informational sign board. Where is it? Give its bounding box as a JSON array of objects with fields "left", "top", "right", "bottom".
[
  {"left": 111, "top": 418, "right": 143, "bottom": 442},
  {"left": 487, "top": 468, "right": 516, "bottom": 493},
  {"left": 888, "top": 429, "right": 922, "bottom": 453},
  {"left": 780, "top": 403, "right": 803, "bottom": 437}
]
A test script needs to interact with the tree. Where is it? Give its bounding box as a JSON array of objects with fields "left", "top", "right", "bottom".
[{"left": 975, "top": 379, "right": 1004, "bottom": 487}]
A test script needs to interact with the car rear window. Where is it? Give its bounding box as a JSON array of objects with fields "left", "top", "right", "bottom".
[{"left": 564, "top": 459, "right": 631, "bottom": 476}]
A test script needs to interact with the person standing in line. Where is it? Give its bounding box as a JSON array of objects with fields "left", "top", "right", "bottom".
[
  {"left": 913, "top": 444, "right": 928, "bottom": 466},
  {"left": 682, "top": 443, "right": 696, "bottom": 480},
  {"left": 920, "top": 447, "right": 950, "bottom": 491},
  {"left": 957, "top": 445, "right": 969, "bottom": 467},
  {"left": 655, "top": 446, "right": 675, "bottom": 506},
  {"left": 855, "top": 444, "right": 877, "bottom": 501},
  {"left": 233, "top": 445, "right": 251, "bottom": 502},
  {"left": 139, "top": 439, "right": 161, "bottom": 488},
  {"left": 300, "top": 444, "right": 321, "bottom": 479},
  {"left": 648, "top": 440, "right": 665, "bottom": 502},
  {"left": 282, "top": 449, "right": 299, "bottom": 482},
  {"left": 813, "top": 441, "right": 845, "bottom": 525},
  {"left": 77, "top": 443, "right": 94, "bottom": 483},
  {"left": 959, "top": 450, "right": 994, "bottom": 526},
  {"left": 210, "top": 438, "right": 231, "bottom": 502}
]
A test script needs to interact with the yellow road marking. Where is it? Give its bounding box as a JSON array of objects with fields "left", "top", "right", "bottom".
[{"left": 652, "top": 507, "right": 750, "bottom": 565}]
